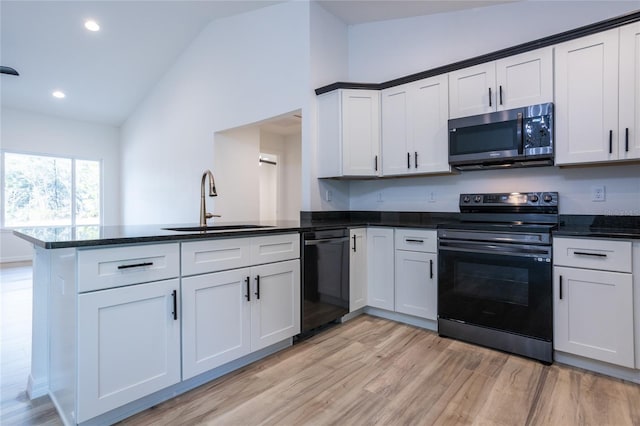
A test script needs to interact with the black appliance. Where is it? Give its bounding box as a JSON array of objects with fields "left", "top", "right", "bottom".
[
  {"left": 301, "top": 229, "right": 350, "bottom": 334},
  {"left": 448, "top": 102, "right": 554, "bottom": 170},
  {"left": 438, "top": 192, "right": 558, "bottom": 363}
]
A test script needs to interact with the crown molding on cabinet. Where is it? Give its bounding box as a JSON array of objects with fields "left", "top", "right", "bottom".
[{"left": 315, "top": 10, "right": 640, "bottom": 96}]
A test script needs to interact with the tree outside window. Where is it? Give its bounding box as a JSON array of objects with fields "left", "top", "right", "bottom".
[{"left": 2, "top": 152, "right": 101, "bottom": 227}]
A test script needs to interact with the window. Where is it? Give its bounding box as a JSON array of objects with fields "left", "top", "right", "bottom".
[{"left": 2, "top": 152, "right": 101, "bottom": 227}]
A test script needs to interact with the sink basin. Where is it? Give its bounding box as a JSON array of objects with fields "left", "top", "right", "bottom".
[{"left": 164, "top": 225, "right": 273, "bottom": 232}]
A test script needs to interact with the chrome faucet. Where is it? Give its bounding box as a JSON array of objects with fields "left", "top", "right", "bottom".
[{"left": 200, "top": 170, "right": 220, "bottom": 227}]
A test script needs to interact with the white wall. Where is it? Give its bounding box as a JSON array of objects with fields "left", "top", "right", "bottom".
[
  {"left": 344, "top": 2, "right": 640, "bottom": 215},
  {"left": 348, "top": 1, "right": 640, "bottom": 82},
  {"left": 121, "top": 1, "right": 310, "bottom": 225},
  {"left": 260, "top": 130, "right": 302, "bottom": 221},
  {"left": 0, "top": 108, "right": 120, "bottom": 262},
  {"left": 307, "top": 1, "right": 351, "bottom": 211}
]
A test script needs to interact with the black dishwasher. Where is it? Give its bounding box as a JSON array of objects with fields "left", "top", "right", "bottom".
[{"left": 301, "top": 229, "right": 350, "bottom": 334}]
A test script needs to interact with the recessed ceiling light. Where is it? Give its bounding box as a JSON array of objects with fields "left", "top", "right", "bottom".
[
  {"left": 84, "top": 20, "right": 100, "bottom": 32},
  {"left": 52, "top": 91, "right": 66, "bottom": 99}
]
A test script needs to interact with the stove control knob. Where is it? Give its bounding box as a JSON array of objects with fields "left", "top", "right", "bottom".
[
  {"left": 462, "top": 195, "right": 471, "bottom": 203},
  {"left": 543, "top": 194, "right": 554, "bottom": 203},
  {"left": 474, "top": 195, "right": 482, "bottom": 203},
  {"left": 529, "top": 194, "right": 539, "bottom": 203}
]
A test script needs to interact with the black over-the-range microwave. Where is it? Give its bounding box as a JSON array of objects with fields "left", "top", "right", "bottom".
[{"left": 448, "top": 102, "right": 554, "bottom": 171}]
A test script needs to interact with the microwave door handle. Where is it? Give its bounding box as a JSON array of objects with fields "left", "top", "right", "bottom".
[{"left": 516, "top": 112, "right": 523, "bottom": 155}]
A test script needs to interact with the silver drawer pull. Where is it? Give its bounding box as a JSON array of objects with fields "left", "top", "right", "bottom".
[
  {"left": 405, "top": 239, "right": 424, "bottom": 244},
  {"left": 117, "top": 262, "right": 154, "bottom": 270},
  {"left": 573, "top": 251, "right": 607, "bottom": 258}
]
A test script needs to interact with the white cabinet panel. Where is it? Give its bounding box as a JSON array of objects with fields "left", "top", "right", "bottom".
[
  {"left": 251, "top": 259, "right": 300, "bottom": 351},
  {"left": 342, "top": 90, "right": 381, "bottom": 176},
  {"left": 554, "top": 237, "right": 632, "bottom": 272},
  {"left": 181, "top": 269, "right": 251, "bottom": 380},
  {"left": 77, "top": 243, "right": 179, "bottom": 292},
  {"left": 382, "top": 75, "right": 450, "bottom": 176},
  {"left": 367, "top": 228, "right": 395, "bottom": 311},
  {"left": 395, "top": 250, "right": 437, "bottom": 320},
  {"left": 555, "top": 29, "right": 620, "bottom": 164},
  {"left": 349, "top": 228, "right": 367, "bottom": 312},
  {"left": 496, "top": 47, "right": 553, "bottom": 110},
  {"left": 250, "top": 233, "right": 300, "bottom": 265},
  {"left": 77, "top": 279, "right": 180, "bottom": 422},
  {"left": 394, "top": 228, "right": 437, "bottom": 253},
  {"left": 554, "top": 266, "right": 634, "bottom": 368},
  {"left": 317, "top": 89, "right": 381, "bottom": 177},
  {"left": 449, "top": 47, "right": 553, "bottom": 119},
  {"left": 449, "top": 62, "right": 495, "bottom": 118},
  {"left": 181, "top": 238, "right": 252, "bottom": 276},
  {"left": 619, "top": 22, "right": 640, "bottom": 161}
]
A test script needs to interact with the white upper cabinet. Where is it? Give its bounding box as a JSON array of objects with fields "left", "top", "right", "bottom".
[
  {"left": 555, "top": 23, "right": 640, "bottom": 165},
  {"left": 381, "top": 74, "right": 450, "bottom": 176},
  {"left": 449, "top": 47, "right": 553, "bottom": 118},
  {"left": 317, "top": 89, "right": 381, "bottom": 178},
  {"left": 555, "top": 29, "right": 620, "bottom": 164},
  {"left": 619, "top": 22, "right": 640, "bottom": 161}
]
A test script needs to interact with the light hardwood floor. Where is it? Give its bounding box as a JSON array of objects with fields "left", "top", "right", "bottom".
[{"left": 2, "top": 263, "right": 639, "bottom": 425}]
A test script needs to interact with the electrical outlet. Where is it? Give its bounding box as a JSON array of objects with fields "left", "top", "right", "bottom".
[
  {"left": 325, "top": 190, "right": 332, "bottom": 202},
  {"left": 428, "top": 191, "right": 436, "bottom": 203},
  {"left": 591, "top": 185, "right": 606, "bottom": 202},
  {"left": 377, "top": 192, "right": 383, "bottom": 203}
]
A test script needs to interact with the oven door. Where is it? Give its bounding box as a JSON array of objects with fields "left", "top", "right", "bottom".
[{"left": 438, "top": 239, "right": 552, "bottom": 341}]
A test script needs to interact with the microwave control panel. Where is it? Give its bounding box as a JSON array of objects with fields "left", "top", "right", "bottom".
[{"left": 524, "top": 115, "right": 552, "bottom": 149}]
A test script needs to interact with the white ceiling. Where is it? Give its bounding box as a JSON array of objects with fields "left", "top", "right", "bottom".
[{"left": 1, "top": 0, "right": 513, "bottom": 127}]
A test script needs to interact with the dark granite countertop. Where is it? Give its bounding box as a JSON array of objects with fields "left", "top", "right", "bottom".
[
  {"left": 12, "top": 212, "right": 639, "bottom": 249},
  {"left": 555, "top": 215, "right": 640, "bottom": 240}
]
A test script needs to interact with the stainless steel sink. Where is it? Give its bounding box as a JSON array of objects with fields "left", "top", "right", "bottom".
[{"left": 163, "top": 225, "right": 273, "bottom": 232}]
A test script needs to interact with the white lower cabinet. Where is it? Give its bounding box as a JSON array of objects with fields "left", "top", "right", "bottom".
[
  {"left": 182, "top": 259, "right": 300, "bottom": 380},
  {"left": 554, "top": 267, "right": 634, "bottom": 368},
  {"left": 181, "top": 269, "right": 251, "bottom": 380},
  {"left": 553, "top": 237, "right": 635, "bottom": 368},
  {"left": 349, "top": 228, "right": 368, "bottom": 312},
  {"left": 366, "top": 227, "right": 395, "bottom": 310},
  {"left": 394, "top": 229, "right": 438, "bottom": 320},
  {"left": 77, "top": 279, "right": 181, "bottom": 423},
  {"left": 250, "top": 260, "right": 301, "bottom": 351},
  {"left": 394, "top": 250, "right": 437, "bottom": 320}
]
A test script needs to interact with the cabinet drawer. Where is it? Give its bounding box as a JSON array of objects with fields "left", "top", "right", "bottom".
[
  {"left": 77, "top": 243, "right": 179, "bottom": 292},
  {"left": 395, "top": 229, "right": 437, "bottom": 253},
  {"left": 182, "top": 238, "right": 252, "bottom": 276},
  {"left": 554, "top": 237, "right": 632, "bottom": 272},
  {"left": 250, "top": 233, "right": 300, "bottom": 265}
]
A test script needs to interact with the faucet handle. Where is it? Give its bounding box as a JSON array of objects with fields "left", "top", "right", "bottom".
[{"left": 205, "top": 213, "right": 222, "bottom": 219}]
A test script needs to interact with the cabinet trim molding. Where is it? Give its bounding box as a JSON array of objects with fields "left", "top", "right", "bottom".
[{"left": 315, "top": 10, "right": 640, "bottom": 95}]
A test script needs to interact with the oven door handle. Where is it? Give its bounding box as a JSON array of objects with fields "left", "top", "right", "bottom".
[{"left": 439, "top": 240, "right": 551, "bottom": 258}]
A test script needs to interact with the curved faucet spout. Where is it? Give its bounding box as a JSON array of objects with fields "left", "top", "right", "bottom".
[{"left": 200, "top": 170, "right": 218, "bottom": 226}]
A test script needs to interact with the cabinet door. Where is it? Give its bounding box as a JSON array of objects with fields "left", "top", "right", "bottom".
[
  {"left": 181, "top": 269, "right": 251, "bottom": 380},
  {"left": 619, "top": 22, "right": 640, "bottom": 161},
  {"left": 555, "top": 29, "right": 620, "bottom": 165},
  {"left": 251, "top": 259, "right": 300, "bottom": 351},
  {"left": 394, "top": 250, "right": 437, "bottom": 320},
  {"left": 342, "top": 89, "right": 381, "bottom": 176},
  {"left": 495, "top": 47, "right": 553, "bottom": 110},
  {"left": 381, "top": 85, "right": 411, "bottom": 176},
  {"left": 554, "top": 266, "right": 634, "bottom": 368},
  {"left": 367, "top": 228, "right": 394, "bottom": 311},
  {"left": 410, "top": 75, "right": 451, "bottom": 174},
  {"left": 448, "top": 62, "right": 495, "bottom": 118},
  {"left": 77, "top": 279, "right": 180, "bottom": 423},
  {"left": 349, "top": 228, "right": 367, "bottom": 312}
]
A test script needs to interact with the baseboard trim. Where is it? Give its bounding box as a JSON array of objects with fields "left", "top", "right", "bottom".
[
  {"left": 27, "top": 373, "right": 49, "bottom": 399},
  {"left": 554, "top": 351, "right": 640, "bottom": 384},
  {"left": 364, "top": 307, "right": 437, "bottom": 332}
]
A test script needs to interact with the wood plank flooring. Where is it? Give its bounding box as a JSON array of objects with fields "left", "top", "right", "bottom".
[
  {"left": 0, "top": 262, "right": 62, "bottom": 426},
  {"left": 1, "top": 263, "right": 639, "bottom": 425}
]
